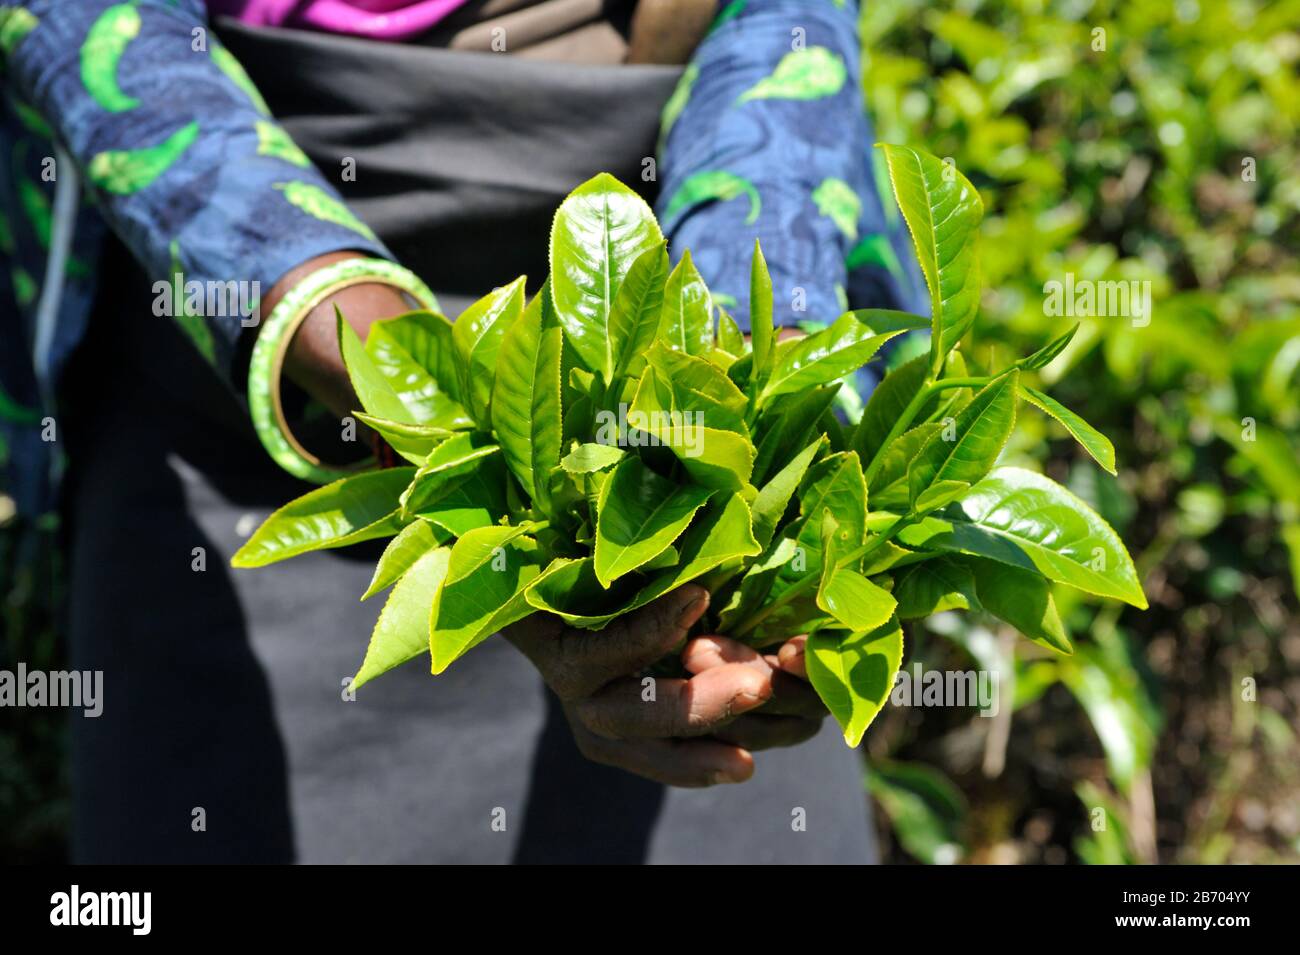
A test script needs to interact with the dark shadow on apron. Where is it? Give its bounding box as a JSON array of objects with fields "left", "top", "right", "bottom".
[{"left": 512, "top": 690, "right": 665, "bottom": 863}]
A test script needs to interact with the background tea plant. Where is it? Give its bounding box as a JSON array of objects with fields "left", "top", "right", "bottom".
[{"left": 857, "top": 0, "right": 1300, "bottom": 864}]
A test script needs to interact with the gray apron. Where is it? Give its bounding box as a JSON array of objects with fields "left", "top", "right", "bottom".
[{"left": 62, "top": 22, "right": 876, "bottom": 864}]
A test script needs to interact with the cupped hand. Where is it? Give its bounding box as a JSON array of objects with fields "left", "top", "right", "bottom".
[
  {"left": 504, "top": 586, "right": 774, "bottom": 787},
  {"left": 681, "top": 632, "right": 826, "bottom": 752}
]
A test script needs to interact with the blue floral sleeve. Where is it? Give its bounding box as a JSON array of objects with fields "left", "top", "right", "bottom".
[
  {"left": 656, "top": 0, "right": 926, "bottom": 332},
  {"left": 2, "top": 0, "right": 392, "bottom": 383}
]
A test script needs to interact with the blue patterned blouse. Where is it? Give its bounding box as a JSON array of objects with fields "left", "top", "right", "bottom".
[{"left": 0, "top": 0, "right": 924, "bottom": 515}]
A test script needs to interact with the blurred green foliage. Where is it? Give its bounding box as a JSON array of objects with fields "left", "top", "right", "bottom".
[
  {"left": 861, "top": 0, "right": 1300, "bottom": 864},
  {"left": 0, "top": 509, "right": 67, "bottom": 864}
]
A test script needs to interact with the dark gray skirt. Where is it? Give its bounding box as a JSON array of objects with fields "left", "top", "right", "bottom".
[{"left": 61, "top": 22, "right": 876, "bottom": 864}]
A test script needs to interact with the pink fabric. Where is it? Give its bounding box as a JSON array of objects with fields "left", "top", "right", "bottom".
[{"left": 208, "top": 0, "right": 473, "bottom": 40}]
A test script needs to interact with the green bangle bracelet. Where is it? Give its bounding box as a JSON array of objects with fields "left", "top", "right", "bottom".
[{"left": 248, "top": 257, "right": 438, "bottom": 483}]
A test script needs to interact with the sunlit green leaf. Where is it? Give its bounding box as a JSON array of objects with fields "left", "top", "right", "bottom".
[
  {"left": 1020, "top": 385, "right": 1117, "bottom": 475},
  {"left": 453, "top": 278, "right": 525, "bottom": 425},
  {"left": 231, "top": 468, "right": 414, "bottom": 568},
  {"left": 878, "top": 143, "right": 983, "bottom": 372},
  {"left": 660, "top": 250, "right": 713, "bottom": 357},
  {"left": 550, "top": 173, "right": 664, "bottom": 378},
  {"left": 807, "top": 617, "right": 904, "bottom": 746},
  {"left": 900, "top": 467, "right": 1147, "bottom": 608},
  {"left": 493, "top": 291, "right": 563, "bottom": 506},
  {"left": 361, "top": 519, "right": 447, "bottom": 601},
  {"left": 816, "top": 514, "right": 897, "bottom": 632},
  {"left": 429, "top": 525, "right": 546, "bottom": 673},
  {"left": 594, "top": 456, "right": 713, "bottom": 586},
  {"left": 761, "top": 312, "right": 899, "bottom": 401},
  {"left": 907, "top": 371, "right": 1018, "bottom": 508},
  {"left": 352, "top": 545, "right": 452, "bottom": 690}
]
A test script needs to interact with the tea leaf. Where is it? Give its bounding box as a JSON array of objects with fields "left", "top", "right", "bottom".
[
  {"left": 1019, "top": 385, "right": 1117, "bottom": 475},
  {"left": 550, "top": 174, "right": 664, "bottom": 379},
  {"left": 361, "top": 520, "right": 447, "bottom": 600},
  {"left": 816, "top": 513, "right": 897, "bottom": 631},
  {"left": 561, "top": 442, "right": 625, "bottom": 473},
  {"left": 907, "top": 371, "right": 1018, "bottom": 508},
  {"left": 894, "top": 557, "right": 979, "bottom": 618},
  {"left": 749, "top": 241, "right": 776, "bottom": 388},
  {"left": 847, "top": 308, "right": 931, "bottom": 337},
  {"left": 494, "top": 293, "right": 563, "bottom": 504},
  {"left": 353, "top": 412, "right": 452, "bottom": 465},
  {"left": 648, "top": 492, "right": 761, "bottom": 585},
  {"left": 524, "top": 558, "right": 642, "bottom": 627},
  {"left": 752, "top": 384, "right": 839, "bottom": 484},
  {"left": 752, "top": 436, "right": 823, "bottom": 548},
  {"left": 399, "top": 432, "right": 501, "bottom": 515},
  {"left": 868, "top": 421, "right": 940, "bottom": 507},
  {"left": 900, "top": 467, "right": 1147, "bottom": 608},
  {"left": 717, "top": 537, "right": 800, "bottom": 633},
  {"left": 807, "top": 617, "right": 904, "bottom": 746},
  {"left": 1017, "top": 323, "right": 1078, "bottom": 371},
  {"left": 878, "top": 144, "right": 983, "bottom": 372},
  {"left": 966, "top": 557, "right": 1072, "bottom": 654},
  {"left": 851, "top": 354, "right": 928, "bottom": 461},
  {"left": 352, "top": 545, "right": 452, "bottom": 690},
  {"left": 913, "top": 480, "right": 970, "bottom": 514},
  {"left": 761, "top": 312, "right": 898, "bottom": 401},
  {"left": 629, "top": 366, "right": 756, "bottom": 491},
  {"left": 412, "top": 458, "right": 509, "bottom": 536},
  {"left": 609, "top": 244, "right": 670, "bottom": 382},
  {"left": 370, "top": 310, "right": 462, "bottom": 406},
  {"left": 367, "top": 322, "right": 472, "bottom": 430},
  {"left": 594, "top": 456, "right": 713, "bottom": 586},
  {"left": 453, "top": 278, "right": 526, "bottom": 426},
  {"left": 717, "top": 308, "right": 748, "bottom": 356},
  {"left": 794, "top": 451, "right": 868, "bottom": 574},
  {"left": 532, "top": 494, "right": 759, "bottom": 626},
  {"left": 429, "top": 525, "right": 546, "bottom": 673},
  {"left": 643, "top": 343, "right": 749, "bottom": 433},
  {"left": 660, "top": 250, "right": 713, "bottom": 357},
  {"left": 231, "top": 468, "right": 415, "bottom": 568},
  {"left": 338, "top": 313, "right": 424, "bottom": 431}
]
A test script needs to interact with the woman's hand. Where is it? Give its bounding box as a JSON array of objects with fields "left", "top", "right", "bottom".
[
  {"left": 506, "top": 585, "right": 782, "bottom": 787},
  {"left": 682, "top": 633, "right": 826, "bottom": 752},
  {"left": 505, "top": 586, "right": 826, "bottom": 787}
]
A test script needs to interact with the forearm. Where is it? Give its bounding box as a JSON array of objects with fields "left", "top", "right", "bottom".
[
  {"left": 267, "top": 251, "right": 411, "bottom": 420},
  {"left": 5, "top": 1, "right": 394, "bottom": 389}
]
